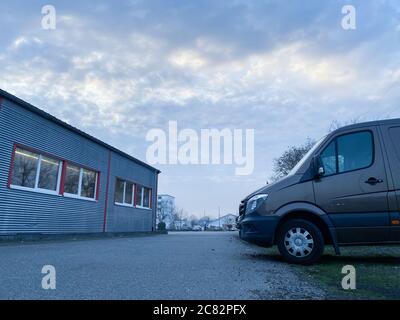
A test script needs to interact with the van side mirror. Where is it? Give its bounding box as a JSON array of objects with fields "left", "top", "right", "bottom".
[{"left": 313, "top": 156, "right": 325, "bottom": 178}]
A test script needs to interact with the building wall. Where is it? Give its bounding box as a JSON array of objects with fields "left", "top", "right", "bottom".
[
  {"left": 106, "top": 152, "right": 157, "bottom": 232},
  {"left": 0, "top": 97, "right": 157, "bottom": 234}
]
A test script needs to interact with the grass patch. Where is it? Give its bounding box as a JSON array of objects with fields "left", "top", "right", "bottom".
[{"left": 263, "top": 246, "right": 400, "bottom": 299}]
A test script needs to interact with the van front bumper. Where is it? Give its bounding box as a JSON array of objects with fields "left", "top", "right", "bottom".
[{"left": 238, "top": 213, "right": 279, "bottom": 247}]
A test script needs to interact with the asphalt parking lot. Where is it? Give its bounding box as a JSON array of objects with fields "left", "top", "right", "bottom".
[{"left": 0, "top": 232, "right": 324, "bottom": 300}]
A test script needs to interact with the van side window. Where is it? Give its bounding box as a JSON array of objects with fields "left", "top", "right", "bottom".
[
  {"left": 320, "top": 141, "right": 336, "bottom": 175},
  {"left": 388, "top": 127, "right": 400, "bottom": 161},
  {"left": 320, "top": 131, "right": 373, "bottom": 176},
  {"left": 337, "top": 131, "right": 373, "bottom": 173}
]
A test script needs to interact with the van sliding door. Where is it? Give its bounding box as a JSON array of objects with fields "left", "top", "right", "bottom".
[{"left": 379, "top": 124, "right": 400, "bottom": 242}]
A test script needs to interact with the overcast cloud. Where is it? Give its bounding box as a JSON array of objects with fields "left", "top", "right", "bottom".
[{"left": 1, "top": 0, "right": 400, "bottom": 218}]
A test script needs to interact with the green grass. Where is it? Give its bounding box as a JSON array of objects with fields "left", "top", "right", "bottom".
[{"left": 263, "top": 246, "right": 400, "bottom": 299}]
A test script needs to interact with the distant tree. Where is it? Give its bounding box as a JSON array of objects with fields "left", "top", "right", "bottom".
[
  {"left": 189, "top": 215, "right": 199, "bottom": 228},
  {"left": 329, "top": 118, "right": 360, "bottom": 132},
  {"left": 271, "top": 138, "right": 315, "bottom": 182},
  {"left": 170, "top": 207, "right": 187, "bottom": 230},
  {"left": 156, "top": 202, "right": 169, "bottom": 225},
  {"left": 157, "top": 221, "right": 166, "bottom": 231},
  {"left": 198, "top": 216, "right": 210, "bottom": 230}
]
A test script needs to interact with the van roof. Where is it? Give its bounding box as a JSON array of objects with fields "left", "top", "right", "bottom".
[
  {"left": 0, "top": 88, "right": 161, "bottom": 174},
  {"left": 333, "top": 118, "right": 400, "bottom": 134}
]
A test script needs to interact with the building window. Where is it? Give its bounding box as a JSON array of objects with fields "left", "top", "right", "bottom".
[
  {"left": 81, "top": 169, "right": 97, "bottom": 199},
  {"left": 38, "top": 155, "right": 61, "bottom": 191},
  {"left": 9, "top": 145, "right": 99, "bottom": 201},
  {"left": 64, "top": 164, "right": 80, "bottom": 194},
  {"left": 63, "top": 164, "right": 98, "bottom": 200},
  {"left": 11, "top": 147, "right": 62, "bottom": 194},
  {"left": 115, "top": 179, "right": 125, "bottom": 204},
  {"left": 136, "top": 185, "right": 151, "bottom": 209},
  {"left": 115, "top": 178, "right": 135, "bottom": 207},
  {"left": 125, "top": 182, "right": 134, "bottom": 205}
]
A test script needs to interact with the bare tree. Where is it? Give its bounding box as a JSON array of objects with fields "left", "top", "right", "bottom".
[
  {"left": 270, "top": 138, "right": 315, "bottom": 182},
  {"left": 329, "top": 118, "right": 360, "bottom": 132},
  {"left": 170, "top": 207, "right": 187, "bottom": 230},
  {"left": 13, "top": 156, "right": 38, "bottom": 187},
  {"left": 189, "top": 215, "right": 199, "bottom": 228},
  {"left": 198, "top": 216, "right": 210, "bottom": 230}
]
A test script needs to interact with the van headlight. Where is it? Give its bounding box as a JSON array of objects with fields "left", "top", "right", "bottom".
[{"left": 246, "top": 194, "right": 268, "bottom": 214}]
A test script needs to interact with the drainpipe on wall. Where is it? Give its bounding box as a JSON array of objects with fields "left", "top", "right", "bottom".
[
  {"left": 153, "top": 172, "right": 159, "bottom": 232},
  {"left": 103, "top": 151, "right": 112, "bottom": 233}
]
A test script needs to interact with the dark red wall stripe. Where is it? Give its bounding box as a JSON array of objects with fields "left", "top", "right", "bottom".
[
  {"left": 149, "top": 188, "right": 152, "bottom": 209},
  {"left": 153, "top": 174, "right": 159, "bottom": 231},
  {"left": 7, "top": 143, "right": 17, "bottom": 188},
  {"left": 96, "top": 172, "right": 101, "bottom": 201},
  {"left": 103, "top": 151, "right": 112, "bottom": 232},
  {"left": 134, "top": 184, "right": 138, "bottom": 206},
  {"left": 59, "top": 161, "right": 67, "bottom": 195}
]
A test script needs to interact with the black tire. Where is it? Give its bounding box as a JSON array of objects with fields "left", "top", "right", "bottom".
[{"left": 276, "top": 219, "right": 324, "bottom": 265}]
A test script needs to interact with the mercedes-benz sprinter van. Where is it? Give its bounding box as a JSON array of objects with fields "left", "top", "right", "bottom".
[{"left": 237, "top": 119, "right": 400, "bottom": 264}]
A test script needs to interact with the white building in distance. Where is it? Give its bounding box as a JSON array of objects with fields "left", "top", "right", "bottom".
[{"left": 208, "top": 214, "right": 238, "bottom": 231}]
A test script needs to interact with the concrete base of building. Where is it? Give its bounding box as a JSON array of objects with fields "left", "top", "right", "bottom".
[{"left": 0, "top": 230, "right": 168, "bottom": 244}]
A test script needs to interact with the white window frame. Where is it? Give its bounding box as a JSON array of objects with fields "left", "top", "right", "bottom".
[
  {"left": 64, "top": 167, "right": 98, "bottom": 202},
  {"left": 10, "top": 151, "right": 63, "bottom": 196},
  {"left": 115, "top": 179, "right": 135, "bottom": 207},
  {"left": 135, "top": 185, "right": 152, "bottom": 210}
]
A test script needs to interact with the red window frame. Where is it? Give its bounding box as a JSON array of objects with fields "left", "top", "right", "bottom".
[
  {"left": 7, "top": 143, "right": 101, "bottom": 201},
  {"left": 113, "top": 177, "right": 153, "bottom": 210}
]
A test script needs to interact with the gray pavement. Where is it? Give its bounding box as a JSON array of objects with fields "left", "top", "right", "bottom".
[{"left": 0, "top": 231, "right": 325, "bottom": 299}]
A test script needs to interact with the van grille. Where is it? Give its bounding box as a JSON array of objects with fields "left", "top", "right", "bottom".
[{"left": 239, "top": 202, "right": 246, "bottom": 216}]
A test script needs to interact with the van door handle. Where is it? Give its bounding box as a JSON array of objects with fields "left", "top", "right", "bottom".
[{"left": 365, "top": 177, "right": 383, "bottom": 185}]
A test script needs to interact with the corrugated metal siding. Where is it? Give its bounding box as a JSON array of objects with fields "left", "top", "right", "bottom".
[
  {"left": 0, "top": 98, "right": 157, "bottom": 234},
  {"left": 106, "top": 152, "right": 157, "bottom": 232}
]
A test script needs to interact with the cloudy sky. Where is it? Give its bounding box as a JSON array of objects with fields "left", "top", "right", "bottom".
[{"left": 1, "top": 0, "right": 399, "bottom": 218}]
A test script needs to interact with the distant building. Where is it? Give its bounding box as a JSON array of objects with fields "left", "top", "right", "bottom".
[
  {"left": 208, "top": 214, "right": 238, "bottom": 231},
  {"left": 157, "top": 194, "right": 175, "bottom": 228}
]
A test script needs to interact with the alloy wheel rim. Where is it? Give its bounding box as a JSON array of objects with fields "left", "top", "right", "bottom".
[{"left": 284, "top": 227, "right": 314, "bottom": 258}]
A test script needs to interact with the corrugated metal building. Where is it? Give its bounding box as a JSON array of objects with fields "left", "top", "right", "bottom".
[{"left": 0, "top": 89, "right": 160, "bottom": 235}]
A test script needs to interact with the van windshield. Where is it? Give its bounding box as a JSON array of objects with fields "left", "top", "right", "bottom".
[{"left": 287, "top": 136, "right": 326, "bottom": 176}]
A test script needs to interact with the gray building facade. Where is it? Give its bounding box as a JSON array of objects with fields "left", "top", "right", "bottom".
[{"left": 0, "top": 89, "right": 160, "bottom": 235}]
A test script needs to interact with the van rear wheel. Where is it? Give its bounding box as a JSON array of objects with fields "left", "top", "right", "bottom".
[{"left": 276, "top": 219, "right": 324, "bottom": 265}]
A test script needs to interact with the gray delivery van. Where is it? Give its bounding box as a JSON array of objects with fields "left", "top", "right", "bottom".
[{"left": 237, "top": 119, "right": 400, "bottom": 264}]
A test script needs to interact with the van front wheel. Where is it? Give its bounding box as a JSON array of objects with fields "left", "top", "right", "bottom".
[{"left": 276, "top": 219, "right": 324, "bottom": 265}]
